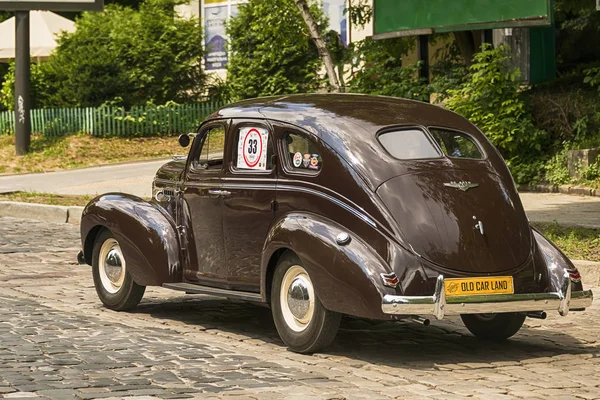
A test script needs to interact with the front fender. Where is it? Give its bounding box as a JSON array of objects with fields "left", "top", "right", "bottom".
[
  {"left": 80, "top": 193, "right": 182, "bottom": 286},
  {"left": 261, "top": 213, "right": 396, "bottom": 320}
]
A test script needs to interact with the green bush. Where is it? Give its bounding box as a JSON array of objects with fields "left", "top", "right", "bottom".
[
  {"left": 444, "top": 45, "right": 547, "bottom": 183},
  {"left": 347, "top": 37, "right": 430, "bottom": 101},
  {"left": 2, "top": 0, "right": 208, "bottom": 109},
  {"left": 580, "top": 160, "right": 600, "bottom": 181},
  {"left": 1, "top": 62, "right": 51, "bottom": 111},
  {"left": 226, "top": 0, "right": 325, "bottom": 99},
  {"left": 544, "top": 149, "right": 571, "bottom": 185}
]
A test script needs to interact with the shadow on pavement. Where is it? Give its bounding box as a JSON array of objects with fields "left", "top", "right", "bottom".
[
  {"left": 524, "top": 194, "right": 600, "bottom": 229},
  {"left": 132, "top": 295, "right": 598, "bottom": 367}
]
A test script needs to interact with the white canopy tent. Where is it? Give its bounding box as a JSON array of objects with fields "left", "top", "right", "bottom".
[{"left": 0, "top": 11, "right": 75, "bottom": 62}]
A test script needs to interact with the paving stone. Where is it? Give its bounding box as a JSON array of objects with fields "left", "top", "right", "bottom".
[{"left": 1, "top": 217, "right": 600, "bottom": 399}]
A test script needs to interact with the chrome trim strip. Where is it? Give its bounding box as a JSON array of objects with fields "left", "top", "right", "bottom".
[
  {"left": 382, "top": 274, "right": 593, "bottom": 318},
  {"left": 277, "top": 184, "right": 377, "bottom": 228}
]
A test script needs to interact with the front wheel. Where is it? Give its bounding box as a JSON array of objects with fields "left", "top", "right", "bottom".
[
  {"left": 92, "top": 229, "right": 145, "bottom": 311},
  {"left": 271, "top": 252, "right": 341, "bottom": 354},
  {"left": 461, "top": 313, "right": 526, "bottom": 341}
]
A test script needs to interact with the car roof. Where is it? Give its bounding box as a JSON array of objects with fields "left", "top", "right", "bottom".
[{"left": 206, "top": 93, "right": 489, "bottom": 189}]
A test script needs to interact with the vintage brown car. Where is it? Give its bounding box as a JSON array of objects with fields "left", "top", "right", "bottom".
[{"left": 79, "top": 94, "right": 593, "bottom": 353}]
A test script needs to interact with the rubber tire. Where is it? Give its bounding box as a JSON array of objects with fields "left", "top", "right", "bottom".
[
  {"left": 271, "top": 252, "right": 341, "bottom": 354},
  {"left": 92, "top": 229, "right": 146, "bottom": 311},
  {"left": 461, "top": 312, "right": 526, "bottom": 341}
]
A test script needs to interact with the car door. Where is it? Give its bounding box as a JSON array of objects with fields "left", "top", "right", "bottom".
[
  {"left": 181, "top": 121, "right": 229, "bottom": 286},
  {"left": 221, "top": 120, "right": 277, "bottom": 292}
]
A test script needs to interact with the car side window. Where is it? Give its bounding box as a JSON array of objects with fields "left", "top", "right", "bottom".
[
  {"left": 378, "top": 129, "right": 441, "bottom": 160},
  {"left": 197, "top": 125, "right": 225, "bottom": 170},
  {"left": 232, "top": 126, "right": 274, "bottom": 171},
  {"left": 284, "top": 133, "right": 322, "bottom": 173},
  {"left": 429, "top": 128, "right": 484, "bottom": 160}
]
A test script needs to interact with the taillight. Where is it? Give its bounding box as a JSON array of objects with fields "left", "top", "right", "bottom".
[
  {"left": 568, "top": 269, "right": 581, "bottom": 283},
  {"left": 381, "top": 273, "right": 399, "bottom": 288}
]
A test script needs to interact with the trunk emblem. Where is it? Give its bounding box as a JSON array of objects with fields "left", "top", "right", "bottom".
[{"left": 444, "top": 181, "right": 479, "bottom": 192}]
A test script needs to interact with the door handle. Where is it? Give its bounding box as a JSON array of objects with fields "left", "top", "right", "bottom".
[{"left": 207, "top": 189, "right": 231, "bottom": 197}]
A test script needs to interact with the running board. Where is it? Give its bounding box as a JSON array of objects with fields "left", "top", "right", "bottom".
[{"left": 163, "top": 282, "right": 263, "bottom": 302}]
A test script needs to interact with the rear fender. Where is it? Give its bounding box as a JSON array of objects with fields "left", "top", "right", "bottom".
[
  {"left": 261, "top": 213, "right": 396, "bottom": 319},
  {"left": 533, "top": 227, "right": 584, "bottom": 292},
  {"left": 80, "top": 193, "right": 182, "bottom": 286}
]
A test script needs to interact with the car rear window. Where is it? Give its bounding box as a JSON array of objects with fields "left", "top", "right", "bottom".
[
  {"left": 378, "top": 129, "right": 441, "bottom": 160},
  {"left": 429, "top": 128, "right": 483, "bottom": 159}
]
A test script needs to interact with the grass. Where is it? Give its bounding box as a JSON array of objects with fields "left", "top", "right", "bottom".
[
  {"left": 532, "top": 222, "right": 600, "bottom": 262},
  {"left": 0, "top": 133, "right": 183, "bottom": 175},
  {"left": 0, "top": 191, "right": 94, "bottom": 206},
  {"left": 0, "top": 191, "right": 152, "bottom": 206}
]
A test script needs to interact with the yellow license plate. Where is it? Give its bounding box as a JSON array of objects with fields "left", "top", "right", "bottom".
[{"left": 445, "top": 276, "right": 514, "bottom": 297}]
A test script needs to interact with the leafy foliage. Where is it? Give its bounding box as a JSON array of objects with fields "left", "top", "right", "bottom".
[
  {"left": 0, "top": 62, "right": 52, "bottom": 111},
  {"left": 2, "top": 0, "right": 207, "bottom": 109},
  {"left": 345, "top": 0, "right": 372, "bottom": 29},
  {"left": 444, "top": 45, "right": 547, "bottom": 183},
  {"left": 226, "top": 0, "right": 325, "bottom": 99},
  {"left": 348, "top": 37, "right": 430, "bottom": 102},
  {"left": 544, "top": 149, "right": 571, "bottom": 185}
]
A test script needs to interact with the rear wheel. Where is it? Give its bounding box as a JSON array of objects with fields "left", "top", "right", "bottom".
[
  {"left": 271, "top": 252, "right": 341, "bottom": 354},
  {"left": 460, "top": 313, "right": 526, "bottom": 341},
  {"left": 92, "top": 229, "right": 145, "bottom": 311}
]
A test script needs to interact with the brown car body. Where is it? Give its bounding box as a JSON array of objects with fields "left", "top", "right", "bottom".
[{"left": 80, "top": 94, "right": 591, "bottom": 323}]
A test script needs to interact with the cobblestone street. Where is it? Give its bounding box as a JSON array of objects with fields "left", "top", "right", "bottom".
[{"left": 0, "top": 217, "right": 599, "bottom": 399}]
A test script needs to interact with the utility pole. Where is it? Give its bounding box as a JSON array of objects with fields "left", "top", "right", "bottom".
[{"left": 14, "top": 10, "right": 31, "bottom": 155}]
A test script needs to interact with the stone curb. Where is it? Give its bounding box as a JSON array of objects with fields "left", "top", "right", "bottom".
[
  {"left": 0, "top": 201, "right": 83, "bottom": 225},
  {"left": 519, "top": 183, "right": 598, "bottom": 197}
]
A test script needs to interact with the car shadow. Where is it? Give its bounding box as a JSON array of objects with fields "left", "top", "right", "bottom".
[{"left": 132, "top": 294, "right": 598, "bottom": 368}]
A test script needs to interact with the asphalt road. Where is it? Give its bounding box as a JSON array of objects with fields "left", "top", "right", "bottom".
[
  {"left": 0, "top": 217, "right": 599, "bottom": 399},
  {"left": 0, "top": 159, "right": 168, "bottom": 199},
  {"left": 1, "top": 159, "right": 600, "bottom": 228}
]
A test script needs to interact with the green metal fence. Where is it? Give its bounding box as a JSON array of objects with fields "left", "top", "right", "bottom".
[{"left": 0, "top": 101, "right": 225, "bottom": 137}]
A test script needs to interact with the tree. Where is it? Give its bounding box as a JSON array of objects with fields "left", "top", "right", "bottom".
[
  {"left": 348, "top": 37, "right": 431, "bottom": 101},
  {"left": 9, "top": 0, "right": 207, "bottom": 108},
  {"left": 293, "top": 0, "right": 339, "bottom": 92},
  {"left": 226, "top": 0, "right": 326, "bottom": 99}
]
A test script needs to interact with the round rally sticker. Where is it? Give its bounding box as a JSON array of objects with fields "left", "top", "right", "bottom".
[
  {"left": 293, "top": 152, "right": 302, "bottom": 167},
  {"left": 242, "top": 128, "right": 263, "bottom": 168}
]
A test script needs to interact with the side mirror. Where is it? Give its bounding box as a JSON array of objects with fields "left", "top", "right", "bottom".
[{"left": 178, "top": 134, "right": 191, "bottom": 148}]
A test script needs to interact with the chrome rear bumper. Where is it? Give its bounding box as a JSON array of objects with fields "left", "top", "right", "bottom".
[{"left": 382, "top": 274, "right": 593, "bottom": 319}]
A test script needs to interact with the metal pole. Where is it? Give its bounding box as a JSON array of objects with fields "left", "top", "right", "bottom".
[
  {"left": 14, "top": 11, "right": 31, "bottom": 155},
  {"left": 417, "top": 34, "right": 430, "bottom": 83}
]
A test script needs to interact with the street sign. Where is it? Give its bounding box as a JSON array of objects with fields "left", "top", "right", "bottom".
[
  {"left": 373, "top": 0, "right": 552, "bottom": 39},
  {"left": 0, "top": 0, "right": 102, "bottom": 11}
]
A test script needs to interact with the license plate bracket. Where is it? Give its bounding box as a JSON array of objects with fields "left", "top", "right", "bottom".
[{"left": 445, "top": 276, "right": 514, "bottom": 297}]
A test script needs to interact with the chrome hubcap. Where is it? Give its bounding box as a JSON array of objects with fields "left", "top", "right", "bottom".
[
  {"left": 98, "top": 238, "right": 125, "bottom": 294},
  {"left": 280, "top": 265, "right": 315, "bottom": 332},
  {"left": 287, "top": 276, "right": 311, "bottom": 322}
]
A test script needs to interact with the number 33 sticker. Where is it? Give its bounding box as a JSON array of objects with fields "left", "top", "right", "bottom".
[{"left": 237, "top": 127, "right": 269, "bottom": 170}]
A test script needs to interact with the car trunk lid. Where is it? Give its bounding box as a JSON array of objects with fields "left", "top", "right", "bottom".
[{"left": 376, "top": 169, "right": 531, "bottom": 274}]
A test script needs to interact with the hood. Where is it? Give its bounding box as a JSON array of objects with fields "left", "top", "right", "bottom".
[
  {"left": 155, "top": 159, "right": 186, "bottom": 182},
  {"left": 376, "top": 169, "right": 531, "bottom": 274}
]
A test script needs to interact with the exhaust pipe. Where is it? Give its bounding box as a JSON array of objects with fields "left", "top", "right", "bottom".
[
  {"left": 527, "top": 311, "right": 547, "bottom": 319},
  {"left": 411, "top": 316, "right": 431, "bottom": 326}
]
